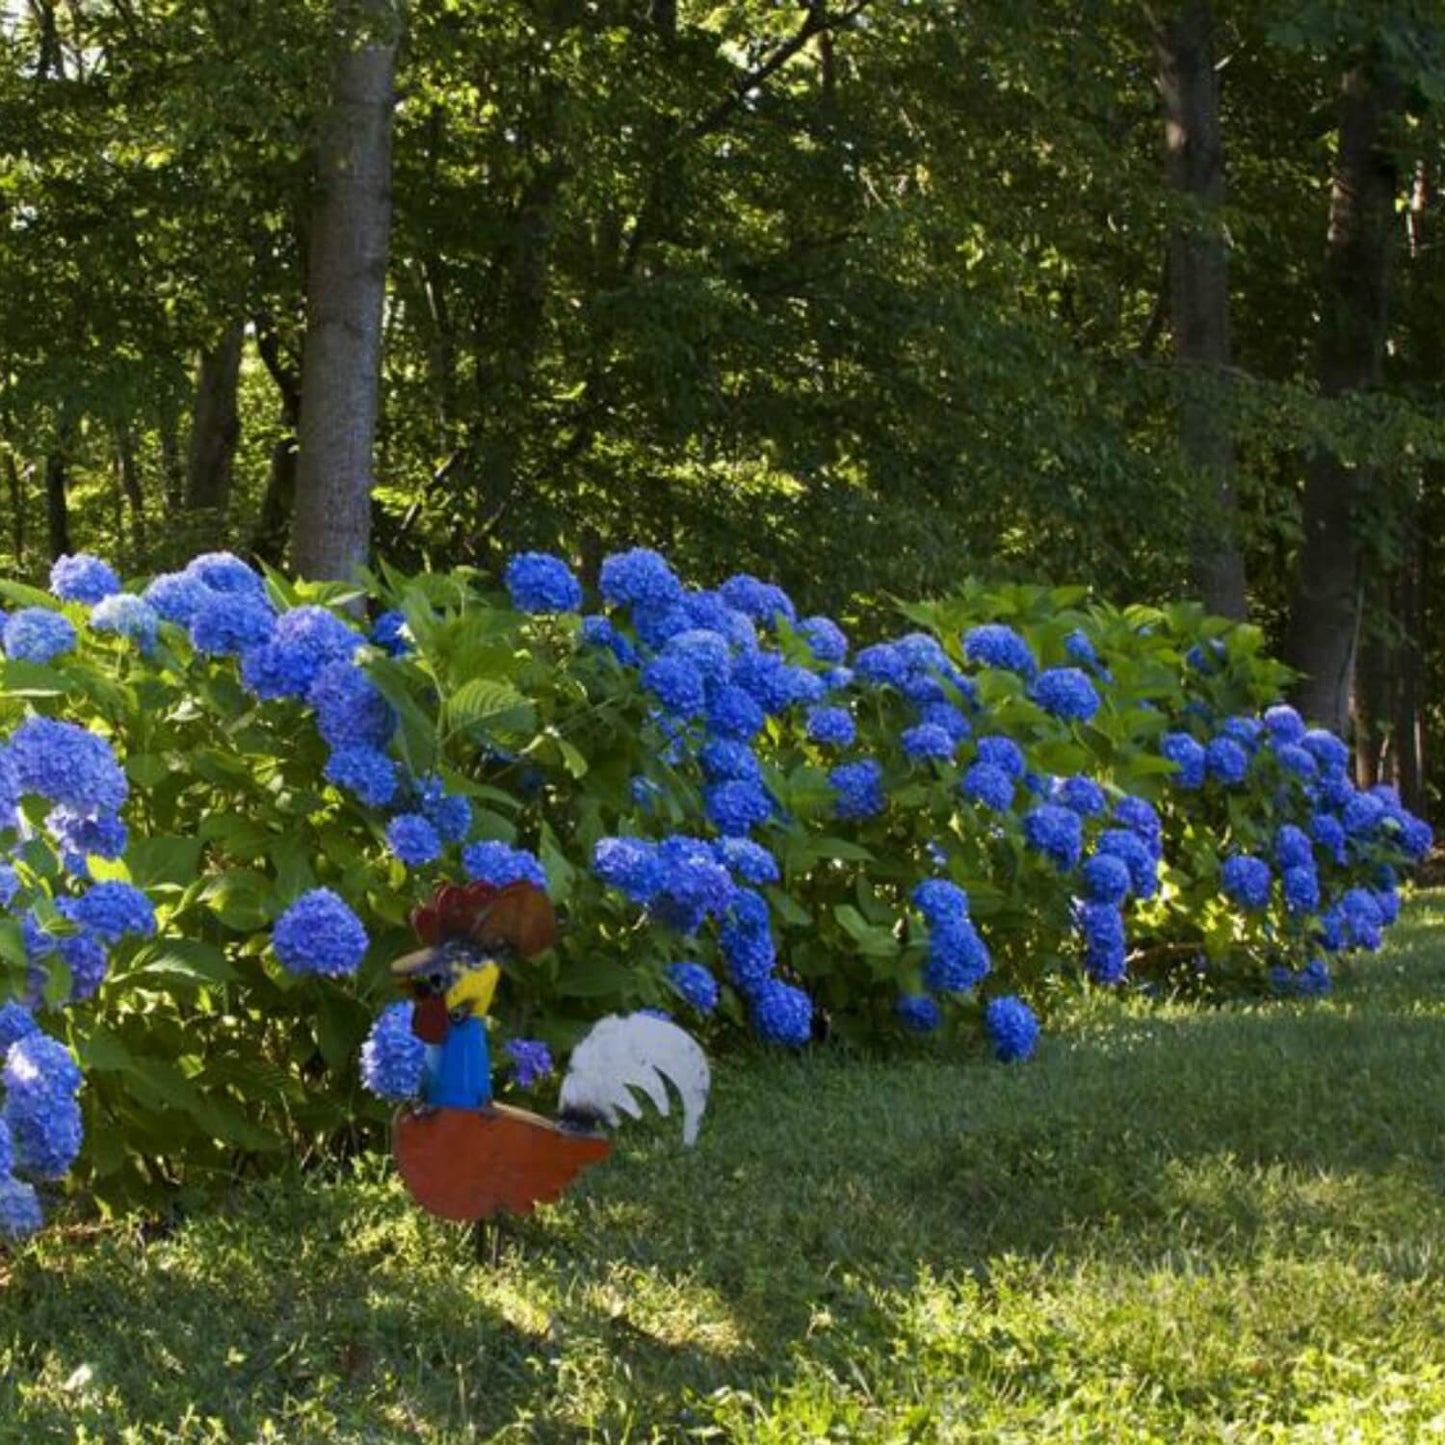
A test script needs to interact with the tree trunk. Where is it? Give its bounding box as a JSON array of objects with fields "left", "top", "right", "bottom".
[
  {"left": 1152, "top": 0, "right": 1247, "bottom": 619},
  {"left": 1285, "top": 65, "right": 1402, "bottom": 734},
  {"left": 291, "top": 0, "right": 400, "bottom": 581},
  {"left": 184, "top": 322, "right": 245, "bottom": 515},
  {"left": 3, "top": 450, "right": 24, "bottom": 567},
  {"left": 251, "top": 314, "right": 303, "bottom": 566},
  {"left": 115, "top": 423, "right": 147, "bottom": 558},
  {"left": 45, "top": 448, "right": 70, "bottom": 560}
]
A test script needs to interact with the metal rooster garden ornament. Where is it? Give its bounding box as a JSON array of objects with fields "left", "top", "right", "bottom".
[{"left": 388, "top": 880, "right": 710, "bottom": 1222}]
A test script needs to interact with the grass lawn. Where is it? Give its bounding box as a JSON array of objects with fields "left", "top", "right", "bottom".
[{"left": 6, "top": 897, "right": 1445, "bottom": 1441}]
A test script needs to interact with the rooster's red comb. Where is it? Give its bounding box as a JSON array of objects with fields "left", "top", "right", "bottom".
[{"left": 410, "top": 881, "right": 556, "bottom": 959}]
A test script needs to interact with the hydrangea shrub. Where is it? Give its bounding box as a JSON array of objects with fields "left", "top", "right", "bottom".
[{"left": 0, "top": 549, "right": 1430, "bottom": 1229}]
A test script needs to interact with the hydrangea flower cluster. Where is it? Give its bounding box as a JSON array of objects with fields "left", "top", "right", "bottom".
[
  {"left": 0, "top": 1022, "right": 82, "bottom": 1237},
  {"left": 272, "top": 889, "right": 369, "bottom": 978}
]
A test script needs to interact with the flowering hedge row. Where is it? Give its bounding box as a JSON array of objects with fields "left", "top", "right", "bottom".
[{"left": 0, "top": 547, "right": 1429, "bottom": 1236}]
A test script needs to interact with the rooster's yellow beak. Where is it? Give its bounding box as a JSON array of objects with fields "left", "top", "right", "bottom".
[{"left": 445, "top": 961, "right": 500, "bottom": 1018}]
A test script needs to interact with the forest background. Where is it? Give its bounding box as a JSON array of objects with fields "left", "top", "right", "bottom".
[{"left": 1, "top": 0, "right": 1442, "bottom": 813}]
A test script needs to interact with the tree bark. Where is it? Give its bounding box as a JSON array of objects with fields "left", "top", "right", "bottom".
[
  {"left": 115, "top": 423, "right": 147, "bottom": 558},
  {"left": 45, "top": 448, "right": 70, "bottom": 560},
  {"left": 1286, "top": 65, "right": 1402, "bottom": 734},
  {"left": 3, "top": 450, "right": 24, "bottom": 567},
  {"left": 184, "top": 322, "right": 245, "bottom": 515},
  {"left": 1152, "top": 0, "right": 1247, "bottom": 619},
  {"left": 291, "top": 0, "right": 400, "bottom": 581}
]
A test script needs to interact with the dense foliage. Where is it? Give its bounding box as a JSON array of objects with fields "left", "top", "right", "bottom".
[
  {"left": 1, "top": 3, "right": 1443, "bottom": 801},
  {"left": 0, "top": 547, "right": 1429, "bottom": 1236}
]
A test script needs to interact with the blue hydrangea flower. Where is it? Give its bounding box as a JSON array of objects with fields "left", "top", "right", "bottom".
[
  {"left": 325, "top": 745, "right": 398, "bottom": 807},
  {"left": 919, "top": 702, "right": 971, "bottom": 743},
  {"left": 1282, "top": 865, "right": 1320, "bottom": 915},
  {"left": 505, "top": 552, "right": 582, "bottom": 613},
  {"left": 4, "top": 608, "right": 77, "bottom": 664},
  {"left": 505, "top": 1038, "right": 554, "bottom": 1088},
  {"left": 830, "top": 759, "right": 884, "bottom": 820},
  {"left": 309, "top": 663, "right": 397, "bottom": 750},
  {"left": 185, "top": 552, "right": 265, "bottom": 594},
  {"left": 1221, "top": 854, "right": 1271, "bottom": 911},
  {"left": 1113, "top": 796, "right": 1163, "bottom": 853},
  {"left": 0, "top": 1176, "right": 42, "bottom": 1238},
  {"left": 912, "top": 878, "right": 970, "bottom": 925},
  {"left": 0, "top": 1003, "right": 37, "bottom": 1053},
  {"left": 1302, "top": 729, "right": 1349, "bottom": 773},
  {"left": 730, "top": 651, "right": 822, "bottom": 713},
  {"left": 699, "top": 739, "right": 761, "bottom": 783},
  {"left": 652, "top": 841, "right": 738, "bottom": 933},
  {"left": 1095, "top": 829, "right": 1158, "bottom": 899},
  {"left": 984, "top": 996, "right": 1039, "bottom": 1061},
  {"left": 1077, "top": 900, "right": 1127, "bottom": 982},
  {"left": 963, "top": 624, "right": 1035, "bottom": 675},
  {"left": 1064, "top": 630, "right": 1100, "bottom": 669},
  {"left": 68, "top": 881, "right": 155, "bottom": 943},
  {"left": 664, "top": 629, "right": 732, "bottom": 686},
  {"left": 667, "top": 962, "right": 720, "bottom": 1013},
  {"left": 924, "top": 916, "right": 991, "bottom": 993},
  {"left": 1080, "top": 853, "right": 1131, "bottom": 906},
  {"left": 961, "top": 762, "right": 1014, "bottom": 812},
  {"left": 3, "top": 1032, "right": 83, "bottom": 1178},
  {"left": 896, "top": 993, "right": 942, "bottom": 1032},
  {"left": 1022, "top": 805, "right": 1083, "bottom": 872},
  {"left": 1263, "top": 704, "right": 1306, "bottom": 744},
  {"left": 462, "top": 841, "right": 547, "bottom": 889},
  {"left": 1030, "top": 667, "right": 1100, "bottom": 722},
  {"left": 1342, "top": 793, "right": 1385, "bottom": 838},
  {"left": 189, "top": 589, "right": 276, "bottom": 656},
  {"left": 360, "top": 1001, "right": 425, "bottom": 1101},
  {"left": 901, "top": 724, "right": 956, "bottom": 761},
  {"left": 720, "top": 892, "right": 776, "bottom": 992},
  {"left": 1205, "top": 736, "right": 1249, "bottom": 786},
  {"left": 593, "top": 837, "right": 666, "bottom": 903},
  {"left": 798, "top": 616, "right": 848, "bottom": 664},
  {"left": 143, "top": 572, "right": 211, "bottom": 625},
  {"left": 720, "top": 574, "right": 795, "bottom": 625},
  {"left": 750, "top": 978, "right": 812, "bottom": 1045},
  {"left": 50, "top": 553, "right": 121, "bottom": 604},
  {"left": 241, "top": 605, "right": 360, "bottom": 700},
  {"left": 1161, "top": 733, "right": 1206, "bottom": 789},
  {"left": 386, "top": 813, "right": 441, "bottom": 868},
  {"left": 370, "top": 609, "right": 412, "bottom": 656},
  {"left": 90, "top": 594, "right": 159, "bottom": 650},
  {"left": 633, "top": 603, "right": 692, "bottom": 651},
  {"left": 642, "top": 655, "right": 706, "bottom": 718},
  {"left": 1275, "top": 825, "right": 1313, "bottom": 871},
  {"left": 46, "top": 808, "right": 127, "bottom": 870},
  {"left": 707, "top": 685, "right": 766, "bottom": 741},
  {"left": 1310, "top": 813, "right": 1347, "bottom": 865},
  {"left": 272, "top": 888, "right": 369, "bottom": 977},
  {"left": 1274, "top": 743, "right": 1318, "bottom": 779},
  {"left": 713, "top": 838, "right": 779, "bottom": 885},
  {"left": 0, "top": 866, "right": 18, "bottom": 908},
  {"left": 805, "top": 705, "right": 855, "bottom": 747},
  {"left": 10, "top": 717, "right": 127, "bottom": 815},
  {"left": 854, "top": 642, "right": 909, "bottom": 689},
  {"left": 1053, "top": 776, "right": 1106, "bottom": 817},
  {"left": 705, "top": 779, "right": 773, "bottom": 837},
  {"left": 975, "top": 736, "right": 1025, "bottom": 779},
  {"left": 599, "top": 548, "right": 683, "bottom": 611},
  {"left": 60, "top": 932, "right": 108, "bottom": 1001}
]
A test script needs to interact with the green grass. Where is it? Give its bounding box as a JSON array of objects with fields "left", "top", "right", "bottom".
[{"left": 8, "top": 898, "right": 1445, "bottom": 1441}]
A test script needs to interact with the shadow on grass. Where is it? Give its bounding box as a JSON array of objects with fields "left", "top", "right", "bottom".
[{"left": 6, "top": 902, "right": 1445, "bottom": 1438}]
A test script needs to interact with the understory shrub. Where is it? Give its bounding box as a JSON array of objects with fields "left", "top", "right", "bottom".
[{"left": 0, "top": 549, "right": 1430, "bottom": 1233}]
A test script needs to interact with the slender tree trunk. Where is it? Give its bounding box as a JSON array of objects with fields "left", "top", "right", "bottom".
[
  {"left": 3, "top": 450, "right": 24, "bottom": 567},
  {"left": 1152, "top": 0, "right": 1247, "bottom": 619},
  {"left": 251, "top": 314, "right": 303, "bottom": 566},
  {"left": 184, "top": 322, "right": 245, "bottom": 515},
  {"left": 115, "top": 423, "right": 147, "bottom": 558},
  {"left": 291, "top": 0, "right": 400, "bottom": 581},
  {"left": 45, "top": 448, "right": 70, "bottom": 560},
  {"left": 159, "top": 401, "right": 185, "bottom": 517},
  {"left": 1285, "top": 65, "right": 1402, "bottom": 734}
]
